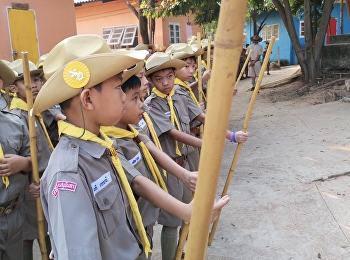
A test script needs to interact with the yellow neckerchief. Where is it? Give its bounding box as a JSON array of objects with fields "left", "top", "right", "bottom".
[
  {"left": 174, "top": 78, "right": 199, "bottom": 106},
  {"left": 201, "top": 60, "right": 209, "bottom": 70},
  {"left": 10, "top": 97, "right": 54, "bottom": 151},
  {"left": 151, "top": 87, "right": 182, "bottom": 156},
  {"left": 58, "top": 120, "right": 151, "bottom": 258},
  {"left": 142, "top": 112, "right": 167, "bottom": 177},
  {"left": 0, "top": 144, "right": 9, "bottom": 188},
  {"left": 101, "top": 125, "right": 167, "bottom": 191}
]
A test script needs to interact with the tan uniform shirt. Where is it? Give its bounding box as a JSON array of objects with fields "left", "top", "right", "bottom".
[
  {"left": 144, "top": 92, "right": 194, "bottom": 158},
  {"left": 112, "top": 128, "right": 159, "bottom": 229},
  {"left": 41, "top": 135, "right": 143, "bottom": 260}
]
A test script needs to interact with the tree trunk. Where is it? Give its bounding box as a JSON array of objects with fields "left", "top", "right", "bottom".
[
  {"left": 125, "top": 1, "right": 149, "bottom": 44},
  {"left": 138, "top": 0, "right": 150, "bottom": 44},
  {"left": 304, "top": 0, "right": 316, "bottom": 82},
  {"left": 149, "top": 0, "right": 155, "bottom": 43},
  {"left": 314, "top": 0, "right": 335, "bottom": 76},
  {"left": 272, "top": 0, "right": 309, "bottom": 82}
]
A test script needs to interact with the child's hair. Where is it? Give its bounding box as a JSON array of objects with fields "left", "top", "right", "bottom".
[
  {"left": 121, "top": 75, "right": 141, "bottom": 93},
  {"left": 182, "top": 56, "right": 196, "bottom": 64},
  {"left": 60, "top": 82, "right": 102, "bottom": 111},
  {"left": 147, "top": 67, "right": 175, "bottom": 79}
]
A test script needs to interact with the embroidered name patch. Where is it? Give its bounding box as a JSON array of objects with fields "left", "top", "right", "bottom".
[
  {"left": 164, "top": 111, "right": 171, "bottom": 117},
  {"left": 138, "top": 118, "right": 146, "bottom": 129},
  {"left": 128, "top": 151, "right": 142, "bottom": 166},
  {"left": 52, "top": 181, "right": 77, "bottom": 198},
  {"left": 91, "top": 172, "right": 112, "bottom": 196}
]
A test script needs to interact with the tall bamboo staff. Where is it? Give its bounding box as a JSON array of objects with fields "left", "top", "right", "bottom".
[
  {"left": 205, "top": 36, "right": 212, "bottom": 99},
  {"left": 22, "top": 52, "right": 48, "bottom": 260},
  {"left": 174, "top": 32, "right": 207, "bottom": 259},
  {"left": 208, "top": 36, "right": 276, "bottom": 245},
  {"left": 184, "top": 1, "right": 248, "bottom": 259},
  {"left": 234, "top": 49, "right": 252, "bottom": 89},
  {"left": 196, "top": 32, "right": 205, "bottom": 139}
]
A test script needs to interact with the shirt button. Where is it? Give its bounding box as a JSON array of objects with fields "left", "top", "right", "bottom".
[
  {"left": 70, "top": 143, "right": 77, "bottom": 148},
  {"left": 103, "top": 198, "right": 109, "bottom": 205}
]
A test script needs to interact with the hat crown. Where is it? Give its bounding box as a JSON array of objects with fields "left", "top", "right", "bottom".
[
  {"left": 145, "top": 52, "right": 172, "bottom": 71},
  {"left": 44, "top": 35, "right": 112, "bottom": 79},
  {"left": 0, "top": 60, "right": 16, "bottom": 86},
  {"left": 9, "top": 59, "right": 40, "bottom": 75},
  {"left": 166, "top": 43, "right": 194, "bottom": 56},
  {"left": 166, "top": 43, "right": 203, "bottom": 60}
]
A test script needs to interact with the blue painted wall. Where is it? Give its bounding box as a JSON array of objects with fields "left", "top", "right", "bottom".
[{"left": 245, "top": 3, "right": 350, "bottom": 65}]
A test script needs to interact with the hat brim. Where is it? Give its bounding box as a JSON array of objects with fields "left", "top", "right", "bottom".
[
  {"left": 170, "top": 48, "right": 204, "bottom": 60},
  {"left": 0, "top": 61, "right": 16, "bottom": 87},
  {"left": 15, "top": 69, "right": 43, "bottom": 80},
  {"left": 122, "top": 61, "right": 144, "bottom": 84},
  {"left": 33, "top": 51, "right": 147, "bottom": 114},
  {"left": 250, "top": 36, "right": 262, "bottom": 42},
  {"left": 145, "top": 59, "right": 186, "bottom": 76}
]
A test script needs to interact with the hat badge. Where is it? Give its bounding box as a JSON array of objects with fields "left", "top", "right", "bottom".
[{"left": 63, "top": 61, "right": 90, "bottom": 89}]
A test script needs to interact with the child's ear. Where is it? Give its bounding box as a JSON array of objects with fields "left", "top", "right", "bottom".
[
  {"left": 9, "top": 84, "right": 18, "bottom": 93},
  {"left": 173, "top": 70, "right": 177, "bottom": 77},
  {"left": 80, "top": 88, "right": 94, "bottom": 111}
]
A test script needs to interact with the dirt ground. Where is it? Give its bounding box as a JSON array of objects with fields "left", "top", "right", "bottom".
[{"left": 261, "top": 74, "right": 349, "bottom": 107}]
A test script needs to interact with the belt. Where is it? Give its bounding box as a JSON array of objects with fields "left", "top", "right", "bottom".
[
  {"left": 0, "top": 196, "right": 19, "bottom": 216},
  {"left": 173, "top": 155, "right": 188, "bottom": 167},
  {"left": 190, "top": 127, "right": 200, "bottom": 135}
]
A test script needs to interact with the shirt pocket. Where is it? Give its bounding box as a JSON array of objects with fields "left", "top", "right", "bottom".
[
  {"left": 35, "top": 123, "right": 47, "bottom": 153},
  {"left": 179, "top": 114, "right": 190, "bottom": 131},
  {"left": 6, "top": 136, "right": 23, "bottom": 153},
  {"left": 95, "top": 182, "right": 121, "bottom": 237}
]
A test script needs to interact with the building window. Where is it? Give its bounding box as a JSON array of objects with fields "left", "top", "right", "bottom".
[
  {"left": 101, "top": 25, "right": 138, "bottom": 48},
  {"left": 261, "top": 24, "right": 279, "bottom": 41},
  {"left": 169, "top": 23, "right": 180, "bottom": 44},
  {"left": 300, "top": 21, "right": 305, "bottom": 38}
]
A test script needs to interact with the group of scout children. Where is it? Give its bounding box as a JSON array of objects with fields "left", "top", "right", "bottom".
[{"left": 0, "top": 33, "right": 247, "bottom": 259}]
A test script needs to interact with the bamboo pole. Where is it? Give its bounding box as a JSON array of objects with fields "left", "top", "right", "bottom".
[
  {"left": 205, "top": 36, "right": 212, "bottom": 99},
  {"left": 234, "top": 49, "right": 252, "bottom": 89},
  {"left": 208, "top": 36, "right": 276, "bottom": 246},
  {"left": 22, "top": 52, "right": 48, "bottom": 260},
  {"left": 196, "top": 32, "right": 205, "bottom": 139},
  {"left": 184, "top": 1, "right": 248, "bottom": 259},
  {"left": 174, "top": 193, "right": 194, "bottom": 260}
]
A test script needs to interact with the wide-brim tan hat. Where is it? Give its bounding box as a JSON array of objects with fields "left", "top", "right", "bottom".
[
  {"left": 36, "top": 53, "right": 48, "bottom": 69},
  {"left": 122, "top": 60, "right": 144, "bottom": 84},
  {"left": 9, "top": 59, "right": 42, "bottom": 80},
  {"left": 0, "top": 60, "right": 17, "bottom": 87},
  {"left": 32, "top": 34, "right": 148, "bottom": 114},
  {"left": 134, "top": 43, "right": 155, "bottom": 52},
  {"left": 201, "top": 39, "right": 215, "bottom": 50},
  {"left": 145, "top": 52, "right": 186, "bottom": 76},
  {"left": 166, "top": 43, "right": 203, "bottom": 60},
  {"left": 251, "top": 35, "right": 263, "bottom": 42}
]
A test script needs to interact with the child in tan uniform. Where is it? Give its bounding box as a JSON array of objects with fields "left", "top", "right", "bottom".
[
  {"left": 0, "top": 60, "right": 32, "bottom": 260},
  {"left": 8, "top": 59, "right": 53, "bottom": 260}
]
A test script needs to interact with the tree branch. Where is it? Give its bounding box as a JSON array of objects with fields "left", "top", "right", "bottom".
[{"left": 125, "top": 1, "right": 139, "bottom": 17}]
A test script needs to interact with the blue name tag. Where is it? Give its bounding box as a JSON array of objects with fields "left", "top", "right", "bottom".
[
  {"left": 138, "top": 118, "right": 146, "bottom": 128},
  {"left": 128, "top": 151, "right": 142, "bottom": 166},
  {"left": 91, "top": 172, "right": 112, "bottom": 196},
  {"left": 164, "top": 111, "right": 171, "bottom": 117}
]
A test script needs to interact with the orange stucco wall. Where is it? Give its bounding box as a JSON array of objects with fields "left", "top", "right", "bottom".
[
  {"left": 0, "top": 0, "right": 77, "bottom": 62},
  {"left": 75, "top": 1, "right": 201, "bottom": 48}
]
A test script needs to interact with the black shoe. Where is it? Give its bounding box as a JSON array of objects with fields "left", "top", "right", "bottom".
[{"left": 251, "top": 87, "right": 255, "bottom": 91}]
